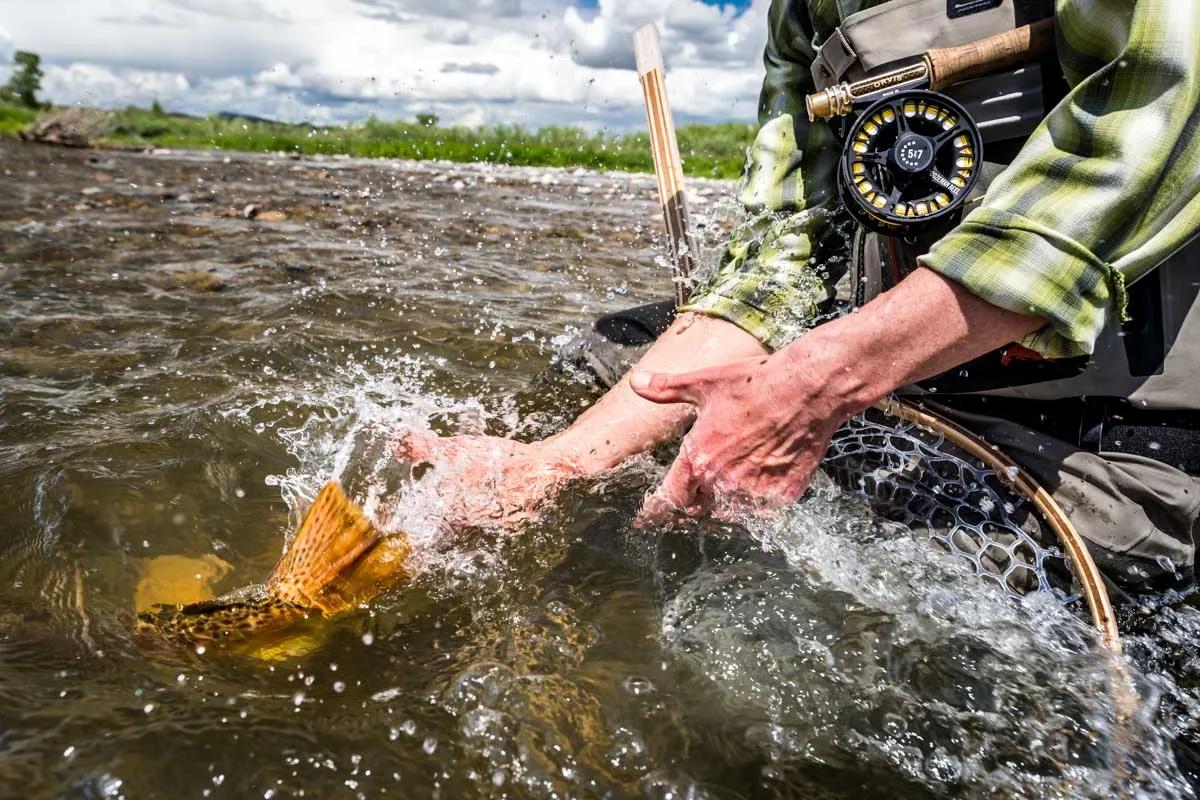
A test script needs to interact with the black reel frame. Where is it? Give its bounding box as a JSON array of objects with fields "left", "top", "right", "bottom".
[{"left": 837, "top": 90, "right": 983, "bottom": 238}]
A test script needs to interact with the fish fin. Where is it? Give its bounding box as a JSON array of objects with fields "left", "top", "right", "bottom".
[{"left": 267, "top": 482, "right": 383, "bottom": 614}]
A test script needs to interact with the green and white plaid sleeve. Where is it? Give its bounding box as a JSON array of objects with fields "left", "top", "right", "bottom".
[
  {"left": 919, "top": 0, "right": 1200, "bottom": 359},
  {"left": 680, "top": 0, "right": 844, "bottom": 351}
]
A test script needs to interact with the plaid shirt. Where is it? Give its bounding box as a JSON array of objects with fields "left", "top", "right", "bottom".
[{"left": 683, "top": 0, "right": 1200, "bottom": 358}]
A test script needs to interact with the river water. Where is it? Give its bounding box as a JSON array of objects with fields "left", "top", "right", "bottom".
[{"left": 1, "top": 138, "right": 1198, "bottom": 799}]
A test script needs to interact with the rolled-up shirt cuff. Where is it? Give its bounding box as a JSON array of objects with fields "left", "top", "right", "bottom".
[{"left": 918, "top": 208, "right": 1125, "bottom": 359}]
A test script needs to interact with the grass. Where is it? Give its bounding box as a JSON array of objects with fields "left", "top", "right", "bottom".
[
  {"left": 2, "top": 103, "right": 754, "bottom": 179},
  {"left": 0, "top": 103, "right": 37, "bottom": 137}
]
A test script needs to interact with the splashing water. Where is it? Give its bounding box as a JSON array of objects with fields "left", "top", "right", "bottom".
[{"left": 0, "top": 140, "right": 1195, "bottom": 798}]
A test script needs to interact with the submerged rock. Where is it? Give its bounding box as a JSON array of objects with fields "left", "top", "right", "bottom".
[
  {"left": 147, "top": 262, "right": 235, "bottom": 292},
  {"left": 163, "top": 270, "right": 228, "bottom": 292}
]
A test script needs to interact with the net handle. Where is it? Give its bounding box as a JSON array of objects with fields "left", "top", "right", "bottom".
[{"left": 879, "top": 397, "right": 1121, "bottom": 652}]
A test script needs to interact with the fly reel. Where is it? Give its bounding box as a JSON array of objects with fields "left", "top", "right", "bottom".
[{"left": 838, "top": 91, "right": 983, "bottom": 238}]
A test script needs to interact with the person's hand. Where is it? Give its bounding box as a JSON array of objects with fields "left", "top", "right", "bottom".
[
  {"left": 628, "top": 343, "right": 859, "bottom": 522},
  {"left": 390, "top": 431, "right": 586, "bottom": 529}
]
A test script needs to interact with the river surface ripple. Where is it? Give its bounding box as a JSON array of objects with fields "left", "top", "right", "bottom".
[{"left": 0, "top": 139, "right": 1197, "bottom": 799}]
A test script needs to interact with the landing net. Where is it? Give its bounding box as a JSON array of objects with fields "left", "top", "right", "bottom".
[{"left": 822, "top": 400, "right": 1119, "bottom": 649}]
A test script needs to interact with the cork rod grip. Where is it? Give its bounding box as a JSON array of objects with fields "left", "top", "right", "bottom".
[{"left": 927, "top": 17, "right": 1055, "bottom": 91}]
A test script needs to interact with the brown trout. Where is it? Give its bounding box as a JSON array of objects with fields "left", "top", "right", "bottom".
[{"left": 137, "top": 481, "right": 411, "bottom": 651}]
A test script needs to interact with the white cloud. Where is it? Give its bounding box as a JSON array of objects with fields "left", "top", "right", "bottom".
[
  {"left": 0, "top": 26, "right": 14, "bottom": 65},
  {"left": 441, "top": 62, "right": 501, "bottom": 75},
  {"left": 42, "top": 63, "right": 191, "bottom": 108},
  {"left": 354, "top": 0, "right": 526, "bottom": 22},
  {"left": 560, "top": 0, "right": 767, "bottom": 70},
  {"left": 1, "top": 0, "right": 768, "bottom": 129}
]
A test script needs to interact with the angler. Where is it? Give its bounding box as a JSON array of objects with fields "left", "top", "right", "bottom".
[{"left": 415, "top": 0, "right": 1200, "bottom": 599}]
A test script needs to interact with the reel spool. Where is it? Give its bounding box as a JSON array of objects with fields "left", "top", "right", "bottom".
[{"left": 838, "top": 90, "right": 983, "bottom": 238}]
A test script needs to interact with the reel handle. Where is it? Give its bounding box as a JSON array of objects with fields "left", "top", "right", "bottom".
[{"left": 927, "top": 17, "right": 1055, "bottom": 91}]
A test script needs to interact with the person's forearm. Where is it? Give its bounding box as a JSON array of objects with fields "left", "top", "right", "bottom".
[
  {"left": 544, "top": 312, "right": 767, "bottom": 472},
  {"left": 618, "top": 266, "right": 1048, "bottom": 515},
  {"left": 784, "top": 266, "right": 1044, "bottom": 418},
  {"left": 544, "top": 267, "right": 1042, "bottom": 478}
]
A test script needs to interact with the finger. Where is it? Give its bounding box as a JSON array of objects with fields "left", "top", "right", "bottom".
[
  {"left": 634, "top": 494, "right": 674, "bottom": 528},
  {"left": 390, "top": 429, "right": 436, "bottom": 462},
  {"left": 627, "top": 369, "right": 705, "bottom": 406},
  {"left": 710, "top": 490, "right": 779, "bottom": 524},
  {"left": 708, "top": 464, "right": 814, "bottom": 522},
  {"left": 683, "top": 483, "right": 717, "bottom": 518},
  {"left": 637, "top": 451, "right": 705, "bottom": 525}
]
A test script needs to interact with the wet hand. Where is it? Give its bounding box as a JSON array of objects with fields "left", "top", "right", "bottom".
[
  {"left": 389, "top": 431, "right": 586, "bottom": 529},
  {"left": 628, "top": 346, "right": 854, "bottom": 522}
]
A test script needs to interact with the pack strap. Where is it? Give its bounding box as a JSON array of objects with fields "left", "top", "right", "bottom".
[{"left": 811, "top": 28, "right": 860, "bottom": 89}]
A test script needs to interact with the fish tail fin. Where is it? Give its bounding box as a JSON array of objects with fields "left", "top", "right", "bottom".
[{"left": 267, "top": 481, "right": 385, "bottom": 614}]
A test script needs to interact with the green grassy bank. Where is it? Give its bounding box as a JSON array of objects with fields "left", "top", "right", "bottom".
[
  {"left": 5, "top": 103, "right": 754, "bottom": 180},
  {"left": 0, "top": 103, "right": 38, "bottom": 136}
]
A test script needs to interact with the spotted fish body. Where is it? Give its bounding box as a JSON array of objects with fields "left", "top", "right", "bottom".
[{"left": 137, "top": 482, "right": 411, "bottom": 650}]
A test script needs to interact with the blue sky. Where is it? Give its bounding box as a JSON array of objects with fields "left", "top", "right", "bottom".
[{"left": 0, "top": 0, "right": 770, "bottom": 129}]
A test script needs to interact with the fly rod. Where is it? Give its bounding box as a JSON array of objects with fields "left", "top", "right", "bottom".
[
  {"left": 806, "top": 17, "right": 1055, "bottom": 121},
  {"left": 634, "top": 24, "right": 695, "bottom": 308}
]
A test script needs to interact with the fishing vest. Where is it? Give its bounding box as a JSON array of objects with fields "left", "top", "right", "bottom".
[{"left": 815, "top": 0, "right": 1200, "bottom": 412}]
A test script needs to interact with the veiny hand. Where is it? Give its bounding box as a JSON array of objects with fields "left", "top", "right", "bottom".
[
  {"left": 390, "top": 430, "right": 586, "bottom": 529},
  {"left": 628, "top": 344, "right": 860, "bottom": 522}
]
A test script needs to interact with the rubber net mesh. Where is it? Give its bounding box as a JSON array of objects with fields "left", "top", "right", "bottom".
[{"left": 823, "top": 406, "right": 1074, "bottom": 602}]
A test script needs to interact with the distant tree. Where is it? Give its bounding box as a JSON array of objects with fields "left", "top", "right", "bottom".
[
  {"left": 151, "top": 99, "right": 165, "bottom": 115},
  {"left": 416, "top": 112, "right": 439, "bottom": 128},
  {"left": 5, "top": 50, "right": 45, "bottom": 109}
]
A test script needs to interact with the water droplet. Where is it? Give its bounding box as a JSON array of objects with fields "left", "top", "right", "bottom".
[
  {"left": 362, "top": 632, "right": 374, "bottom": 646},
  {"left": 371, "top": 687, "right": 401, "bottom": 702},
  {"left": 422, "top": 737, "right": 437, "bottom": 754}
]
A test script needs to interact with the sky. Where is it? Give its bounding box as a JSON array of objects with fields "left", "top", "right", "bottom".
[{"left": 0, "top": 0, "right": 769, "bottom": 130}]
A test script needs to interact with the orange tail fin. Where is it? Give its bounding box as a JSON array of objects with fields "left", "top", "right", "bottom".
[{"left": 268, "top": 482, "right": 410, "bottom": 614}]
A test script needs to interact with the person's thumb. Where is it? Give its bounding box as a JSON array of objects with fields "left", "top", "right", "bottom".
[{"left": 628, "top": 369, "right": 703, "bottom": 405}]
